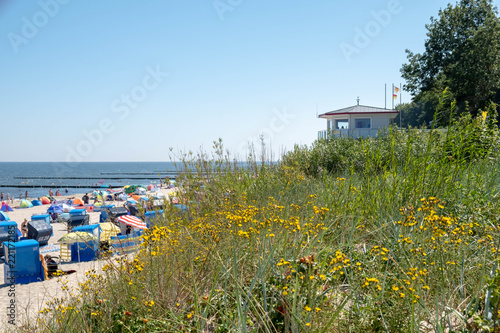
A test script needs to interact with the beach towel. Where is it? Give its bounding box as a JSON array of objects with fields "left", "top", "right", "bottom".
[{"left": 40, "top": 244, "right": 60, "bottom": 254}]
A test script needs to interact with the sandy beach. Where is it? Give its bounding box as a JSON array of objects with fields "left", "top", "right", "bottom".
[{"left": 0, "top": 187, "right": 175, "bottom": 331}]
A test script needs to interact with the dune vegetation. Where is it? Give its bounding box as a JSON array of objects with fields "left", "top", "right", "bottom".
[{"left": 33, "top": 101, "right": 500, "bottom": 332}]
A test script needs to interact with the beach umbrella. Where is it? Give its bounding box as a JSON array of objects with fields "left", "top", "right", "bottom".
[
  {"left": 47, "top": 205, "right": 63, "bottom": 214},
  {"left": 20, "top": 199, "right": 33, "bottom": 208},
  {"left": 126, "top": 199, "right": 137, "bottom": 205},
  {"left": 147, "top": 184, "right": 155, "bottom": 191},
  {"left": 73, "top": 198, "right": 84, "bottom": 206},
  {"left": 118, "top": 193, "right": 128, "bottom": 201},
  {"left": 1, "top": 202, "right": 13, "bottom": 212},
  {"left": 131, "top": 195, "right": 141, "bottom": 201},
  {"left": 139, "top": 197, "right": 149, "bottom": 202},
  {"left": 41, "top": 197, "right": 51, "bottom": 205},
  {"left": 0, "top": 212, "right": 10, "bottom": 221},
  {"left": 124, "top": 185, "right": 136, "bottom": 194},
  {"left": 57, "top": 231, "right": 98, "bottom": 244},
  {"left": 117, "top": 215, "right": 147, "bottom": 229},
  {"left": 32, "top": 199, "right": 42, "bottom": 206}
]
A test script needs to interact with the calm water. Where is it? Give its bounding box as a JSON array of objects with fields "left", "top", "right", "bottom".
[{"left": 0, "top": 162, "right": 179, "bottom": 199}]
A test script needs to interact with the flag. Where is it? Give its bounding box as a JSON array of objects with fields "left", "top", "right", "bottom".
[
  {"left": 394, "top": 87, "right": 400, "bottom": 93},
  {"left": 393, "top": 94, "right": 397, "bottom": 99}
]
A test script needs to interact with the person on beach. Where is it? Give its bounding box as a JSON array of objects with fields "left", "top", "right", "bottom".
[
  {"left": 19, "top": 193, "right": 22, "bottom": 200},
  {"left": 21, "top": 219, "right": 28, "bottom": 237},
  {"left": 82, "top": 193, "right": 89, "bottom": 205},
  {"left": 51, "top": 212, "right": 58, "bottom": 223},
  {"left": 0, "top": 193, "right": 3, "bottom": 201},
  {"left": 49, "top": 189, "right": 53, "bottom": 196},
  {"left": 65, "top": 188, "right": 68, "bottom": 194},
  {"left": 44, "top": 255, "right": 58, "bottom": 276},
  {"left": 25, "top": 190, "right": 28, "bottom": 199},
  {"left": 56, "top": 190, "right": 60, "bottom": 196}
]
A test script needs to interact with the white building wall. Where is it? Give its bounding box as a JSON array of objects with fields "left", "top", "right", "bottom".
[
  {"left": 370, "top": 114, "right": 391, "bottom": 129},
  {"left": 320, "top": 113, "right": 397, "bottom": 139}
]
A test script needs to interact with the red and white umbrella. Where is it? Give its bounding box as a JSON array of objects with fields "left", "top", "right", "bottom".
[{"left": 117, "top": 215, "right": 148, "bottom": 229}]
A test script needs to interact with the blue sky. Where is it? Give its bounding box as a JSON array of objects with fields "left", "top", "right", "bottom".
[{"left": 1, "top": 0, "right": 465, "bottom": 161}]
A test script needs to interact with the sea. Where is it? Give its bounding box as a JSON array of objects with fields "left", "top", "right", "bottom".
[{"left": 0, "top": 162, "right": 180, "bottom": 200}]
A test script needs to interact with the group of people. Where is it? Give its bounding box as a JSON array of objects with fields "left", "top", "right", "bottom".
[
  {"left": 0, "top": 192, "right": 27, "bottom": 204},
  {"left": 48, "top": 189, "right": 62, "bottom": 197},
  {"left": 0, "top": 188, "right": 69, "bottom": 207}
]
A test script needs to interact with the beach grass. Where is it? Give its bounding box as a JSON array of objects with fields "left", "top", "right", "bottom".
[{"left": 30, "top": 107, "right": 500, "bottom": 332}]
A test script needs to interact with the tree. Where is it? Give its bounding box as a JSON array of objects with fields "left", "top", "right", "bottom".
[
  {"left": 395, "top": 95, "right": 440, "bottom": 128},
  {"left": 401, "top": 0, "right": 500, "bottom": 120}
]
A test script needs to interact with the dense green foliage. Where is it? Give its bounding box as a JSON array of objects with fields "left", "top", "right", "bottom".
[
  {"left": 283, "top": 103, "right": 500, "bottom": 177},
  {"left": 401, "top": 0, "right": 500, "bottom": 121},
  {"left": 394, "top": 96, "right": 439, "bottom": 128}
]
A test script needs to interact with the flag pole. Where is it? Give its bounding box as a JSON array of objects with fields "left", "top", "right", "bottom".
[
  {"left": 399, "top": 83, "right": 402, "bottom": 128},
  {"left": 392, "top": 83, "right": 394, "bottom": 110},
  {"left": 385, "top": 83, "right": 387, "bottom": 109}
]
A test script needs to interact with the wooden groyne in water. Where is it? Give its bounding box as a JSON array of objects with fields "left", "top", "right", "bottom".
[
  {"left": 0, "top": 184, "right": 122, "bottom": 188},
  {"left": 13, "top": 176, "right": 171, "bottom": 180}
]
